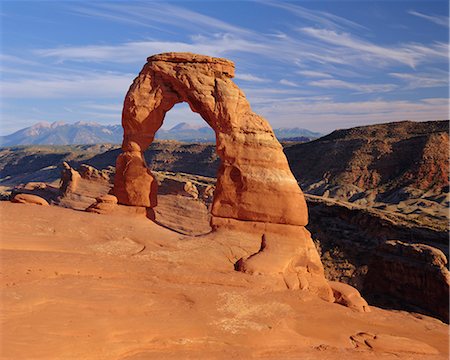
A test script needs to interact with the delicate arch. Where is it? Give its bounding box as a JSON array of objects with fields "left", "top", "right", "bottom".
[{"left": 114, "top": 52, "right": 308, "bottom": 226}]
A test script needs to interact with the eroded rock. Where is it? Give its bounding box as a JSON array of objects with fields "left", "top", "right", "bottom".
[
  {"left": 11, "top": 193, "right": 49, "bottom": 206},
  {"left": 60, "top": 162, "right": 81, "bottom": 195},
  {"left": 364, "top": 240, "right": 450, "bottom": 323},
  {"left": 113, "top": 52, "right": 329, "bottom": 298},
  {"left": 114, "top": 52, "right": 308, "bottom": 226},
  {"left": 79, "top": 164, "right": 111, "bottom": 181},
  {"left": 350, "top": 332, "right": 439, "bottom": 354},
  {"left": 328, "top": 281, "right": 370, "bottom": 313}
]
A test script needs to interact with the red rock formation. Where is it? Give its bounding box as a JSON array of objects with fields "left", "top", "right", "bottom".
[
  {"left": 114, "top": 52, "right": 307, "bottom": 225},
  {"left": 364, "top": 240, "right": 450, "bottom": 323},
  {"left": 113, "top": 52, "right": 331, "bottom": 300},
  {"left": 328, "top": 281, "right": 370, "bottom": 313},
  {"left": 79, "top": 164, "right": 111, "bottom": 181},
  {"left": 11, "top": 193, "right": 49, "bottom": 206},
  {"left": 284, "top": 120, "right": 449, "bottom": 203},
  {"left": 60, "top": 162, "right": 81, "bottom": 195}
]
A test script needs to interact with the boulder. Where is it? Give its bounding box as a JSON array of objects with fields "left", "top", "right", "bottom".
[
  {"left": 328, "top": 281, "right": 370, "bottom": 313},
  {"left": 79, "top": 164, "right": 110, "bottom": 181},
  {"left": 11, "top": 193, "right": 49, "bottom": 206},
  {"left": 96, "top": 194, "right": 118, "bottom": 204}
]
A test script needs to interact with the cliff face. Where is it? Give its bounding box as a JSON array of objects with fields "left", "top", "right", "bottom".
[
  {"left": 364, "top": 241, "right": 449, "bottom": 323},
  {"left": 305, "top": 194, "right": 448, "bottom": 322},
  {"left": 284, "top": 120, "right": 449, "bottom": 203}
]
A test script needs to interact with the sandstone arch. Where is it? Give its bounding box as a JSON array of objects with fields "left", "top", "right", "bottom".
[{"left": 114, "top": 53, "right": 333, "bottom": 300}]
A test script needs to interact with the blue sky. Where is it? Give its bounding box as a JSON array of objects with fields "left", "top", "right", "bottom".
[{"left": 1, "top": 0, "right": 448, "bottom": 135}]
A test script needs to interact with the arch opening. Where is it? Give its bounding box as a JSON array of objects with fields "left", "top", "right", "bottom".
[{"left": 142, "top": 102, "right": 220, "bottom": 235}]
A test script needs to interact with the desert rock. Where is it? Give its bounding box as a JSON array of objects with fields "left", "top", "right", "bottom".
[
  {"left": 114, "top": 52, "right": 308, "bottom": 226},
  {"left": 11, "top": 193, "right": 49, "bottom": 206},
  {"left": 364, "top": 240, "right": 450, "bottom": 322},
  {"left": 60, "top": 162, "right": 81, "bottom": 195},
  {"left": 328, "top": 281, "right": 370, "bottom": 313},
  {"left": 350, "top": 332, "right": 439, "bottom": 354},
  {"left": 95, "top": 194, "right": 118, "bottom": 204},
  {"left": 113, "top": 52, "right": 331, "bottom": 298},
  {"left": 79, "top": 164, "right": 110, "bottom": 181},
  {"left": 285, "top": 120, "right": 449, "bottom": 207},
  {"left": 2, "top": 201, "right": 448, "bottom": 359}
]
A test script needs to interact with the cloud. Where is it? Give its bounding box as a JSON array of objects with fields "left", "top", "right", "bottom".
[
  {"left": 69, "top": 2, "right": 253, "bottom": 37},
  {"left": 309, "top": 79, "right": 397, "bottom": 93},
  {"left": 389, "top": 72, "right": 449, "bottom": 89},
  {"left": 34, "top": 35, "right": 270, "bottom": 63},
  {"left": 0, "top": 72, "right": 134, "bottom": 98},
  {"left": 80, "top": 103, "right": 123, "bottom": 112},
  {"left": 262, "top": 1, "right": 366, "bottom": 30},
  {"left": 408, "top": 10, "right": 449, "bottom": 27},
  {"left": 32, "top": 17, "right": 447, "bottom": 76},
  {"left": 300, "top": 27, "right": 448, "bottom": 68},
  {"left": 279, "top": 79, "right": 299, "bottom": 87},
  {"left": 297, "top": 70, "right": 333, "bottom": 78},
  {"left": 234, "top": 73, "right": 270, "bottom": 82},
  {"left": 255, "top": 97, "right": 449, "bottom": 132}
]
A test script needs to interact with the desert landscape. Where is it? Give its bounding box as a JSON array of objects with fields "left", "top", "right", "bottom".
[{"left": 1, "top": 51, "right": 449, "bottom": 359}]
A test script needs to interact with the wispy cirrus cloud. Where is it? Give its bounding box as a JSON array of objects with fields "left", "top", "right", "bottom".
[
  {"left": 69, "top": 2, "right": 254, "bottom": 37},
  {"left": 32, "top": 0, "right": 448, "bottom": 77},
  {"left": 408, "top": 10, "right": 449, "bottom": 27},
  {"left": 297, "top": 70, "right": 333, "bottom": 78},
  {"left": 279, "top": 79, "right": 299, "bottom": 87},
  {"left": 389, "top": 72, "right": 449, "bottom": 89},
  {"left": 0, "top": 71, "right": 134, "bottom": 98},
  {"left": 234, "top": 73, "right": 270, "bottom": 83},
  {"left": 309, "top": 79, "right": 397, "bottom": 93},
  {"left": 262, "top": 0, "right": 366, "bottom": 30},
  {"left": 300, "top": 27, "right": 448, "bottom": 68},
  {"left": 256, "top": 97, "right": 449, "bottom": 131},
  {"left": 34, "top": 35, "right": 270, "bottom": 63}
]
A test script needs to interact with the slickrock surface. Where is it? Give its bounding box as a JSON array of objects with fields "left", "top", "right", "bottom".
[
  {"left": 1, "top": 202, "right": 448, "bottom": 359},
  {"left": 153, "top": 194, "right": 212, "bottom": 235},
  {"left": 113, "top": 52, "right": 329, "bottom": 297}
]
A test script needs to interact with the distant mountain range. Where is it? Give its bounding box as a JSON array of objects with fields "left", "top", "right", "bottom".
[{"left": 0, "top": 121, "right": 322, "bottom": 146}]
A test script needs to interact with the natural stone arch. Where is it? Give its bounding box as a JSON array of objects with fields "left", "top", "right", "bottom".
[
  {"left": 114, "top": 52, "right": 307, "bottom": 226},
  {"left": 114, "top": 53, "right": 333, "bottom": 301}
]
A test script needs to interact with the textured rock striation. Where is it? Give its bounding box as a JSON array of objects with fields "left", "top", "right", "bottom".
[
  {"left": 364, "top": 240, "right": 450, "bottom": 323},
  {"left": 114, "top": 52, "right": 332, "bottom": 300}
]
